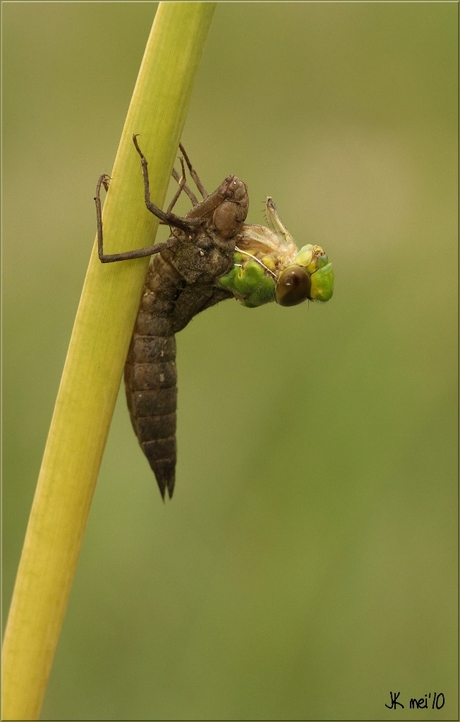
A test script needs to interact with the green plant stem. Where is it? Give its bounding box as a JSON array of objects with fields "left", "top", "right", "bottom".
[{"left": 2, "top": 3, "right": 216, "bottom": 719}]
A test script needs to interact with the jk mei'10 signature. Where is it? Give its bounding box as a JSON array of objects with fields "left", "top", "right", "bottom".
[{"left": 385, "top": 691, "right": 445, "bottom": 710}]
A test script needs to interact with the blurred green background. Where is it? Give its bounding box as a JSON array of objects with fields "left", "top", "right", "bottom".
[{"left": 3, "top": 3, "right": 457, "bottom": 720}]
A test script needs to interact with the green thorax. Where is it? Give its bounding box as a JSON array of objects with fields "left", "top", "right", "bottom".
[{"left": 218, "top": 197, "right": 334, "bottom": 308}]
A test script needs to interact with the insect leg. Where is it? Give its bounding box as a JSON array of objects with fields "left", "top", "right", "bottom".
[
  {"left": 95, "top": 172, "right": 111, "bottom": 256},
  {"left": 160, "top": 156, "right": 200, "bottom": 223},
  {"left": 95, "top": 173, "right": 179, "bottom": 263},
  {"left": 166, "top": 157, "right": 189, "bottom": 214},
  {"left": 171, "top": 167, "right": 199, "bottom": 207},
  {"left": 179, "top": 143, "right": 208, "bottom": 199},
  {"left": 133, "top": 135, "right": 202, "bottom": 233},
  {"left": 96, "top": 137, "right": 206, "bottom": 264}
]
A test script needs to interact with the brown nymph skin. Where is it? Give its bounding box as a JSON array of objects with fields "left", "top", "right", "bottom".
[{"left": 124, "top": 174, "right": 249, "bottom": 499}]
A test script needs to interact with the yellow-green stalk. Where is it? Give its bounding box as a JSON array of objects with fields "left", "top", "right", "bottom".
[{"left": 2, "top": 3, "right": 216, "bottom": 719}]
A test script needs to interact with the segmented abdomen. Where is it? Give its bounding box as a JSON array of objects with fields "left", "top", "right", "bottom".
[
  {"left": 124, "top": 246, "right": 233, "bottom": 500},
  {"left": 124, "top": 251, "right": 182, "bottom": 500}
]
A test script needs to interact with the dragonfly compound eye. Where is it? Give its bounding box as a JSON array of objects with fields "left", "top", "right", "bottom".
[{"left": 275, "top": 265, "right": 311, "bottom": 306}]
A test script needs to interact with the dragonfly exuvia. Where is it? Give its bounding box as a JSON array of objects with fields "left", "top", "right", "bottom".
[{"left": 96, "top": 136, "right": 334, "bottom": 499}]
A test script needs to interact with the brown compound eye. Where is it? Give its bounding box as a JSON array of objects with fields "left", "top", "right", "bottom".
[{"left": 275, "top": 265, "right": 311, "bottom": 306}]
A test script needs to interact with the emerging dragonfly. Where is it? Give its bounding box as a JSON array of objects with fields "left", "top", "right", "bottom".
[{"left": 96, "top": 136, "right": 333, "bottom": 499}]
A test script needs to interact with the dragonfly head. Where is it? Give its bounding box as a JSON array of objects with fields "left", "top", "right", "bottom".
[{"left": 275, "top": 244, "right": 334, "bottom": 306}]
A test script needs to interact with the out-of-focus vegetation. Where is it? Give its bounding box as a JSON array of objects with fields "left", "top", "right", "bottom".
[{"left": 3, "top": 3, "right": 457, "bottom": 720}]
